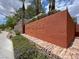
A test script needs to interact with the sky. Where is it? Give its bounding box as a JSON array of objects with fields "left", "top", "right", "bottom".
[
  {"left": 0, "top": 0, "right": 31, "bottom": 24},
  {"left": 0, "top": 14, "right": 6, "bottom": 24},
  {"left": 42, "top": 0, "right": 79, "bottom": 24},
  {"left": 0, "top": 0, "right": 79, "bottom": 24}
]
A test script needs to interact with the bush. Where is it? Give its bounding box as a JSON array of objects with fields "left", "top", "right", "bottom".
[
  {"left": 27, "top": 13, "right": 46, "bottom": 24},
  {"left": 12, "top": 35, "right": 48, "bottom": 59},
  {"left": 0, "top": 24, "right": 6, "bottom": 30},
  {"left": 6, "top": 16, "right": 16, "bottom": 29},
  {"left": 15, "top": 30, "right": 20, "bottom": 35}
]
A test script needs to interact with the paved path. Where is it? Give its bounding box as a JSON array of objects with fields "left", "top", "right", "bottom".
[
  {"left": 22, "top": 34, "right": 79, "bottom": 59},
  {"left": 0, "top": 31, "right": 14, "bottom": 59}
]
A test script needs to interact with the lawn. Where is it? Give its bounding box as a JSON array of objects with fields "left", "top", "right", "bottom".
[{"left": 12, "top": 35, "right": 48, "bottom": 59}]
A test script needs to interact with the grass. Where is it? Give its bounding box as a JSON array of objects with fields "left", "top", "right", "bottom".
[
  {"left": 12, "top": 35, "right": 48, "bottom": 59},
  {"left": 12, "top": 35, "right": 28, "bottom": 48}
]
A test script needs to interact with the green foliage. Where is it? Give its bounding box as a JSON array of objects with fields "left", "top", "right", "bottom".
[
  {"left": 14, "top": 30, "right": 20, "bottom": 35},
  {"left": 12, "top": 35, "right": 28, "bottom": 48},
  {"left": 72, "top": 17, "right": 77, "bottom": 23},
  {"left": 31, "top": 0, "right": 45, "bottom": 14},
  {"left": 15, "top": 5, "right": 36, "bottom": 20},
  {"left": 6, "top": 16, "right": 16, "bottom": 29},
  {"left": 16, "top": 3, "right": 45, "bottom": 20},
  {"left": 12, "top": 35, "right": 48, "bottom": 59},
  {"left": 0, "top": 24, "right": 6, "bottom": 30},
  {"left": 25, "top": 5, "right": 36, "bottom": 19},
  {"left": 48, "top": 9, "right": 58, "bottom": 15},
  {"left": 28, "top": 13, "right": 47, "bottom": 24}
]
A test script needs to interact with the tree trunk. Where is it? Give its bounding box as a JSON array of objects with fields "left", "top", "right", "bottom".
[
  {"left": 48, "top": 0, "right": 55, "bottom": 14},
  {"left": 51, "top": 0, "right": 55, "bottom": 10},
  {"left": 49, "top": 3, "right": 51, "bottom": 13},
  {"left": 35, "top": 0, "right": 40, "bottom": 15}
]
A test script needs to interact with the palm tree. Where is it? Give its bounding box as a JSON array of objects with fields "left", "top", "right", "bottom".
[{"left": 19, "top": 0, "right": 25, "bottom": 33}]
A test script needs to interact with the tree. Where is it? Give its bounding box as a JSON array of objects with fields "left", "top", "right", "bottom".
[
  {"left": 15, "top": 8, "right": 23, "bottom": 21},
  {"left": 48, "top": 0, "right": 55, "bottom": 14},
  {"left": 19, "top": 0, "right": 26, "bottom": 33},
  {"left": 25, "top": 5, "right": 36, "bottom": 19},
  {"left": 34, "top": 0, "right": 40, "bottom": 15},
  {"left": 15, "top": 5, "right": 36, "bottom": 19},
  {"left": 32, "top": 0, "right": 41, "bottom": 15},
  {"left": 51, "top": 0, "right": 55, "bottom": 11},
  {"left": 31, "top": 0, "right": 45, "bottom": 15},
  {"left": 18, "top": 0, "right": 45, "bottom": 19},
  {"left": 6, "top": 16, "right": 16, "bottom": 29}
]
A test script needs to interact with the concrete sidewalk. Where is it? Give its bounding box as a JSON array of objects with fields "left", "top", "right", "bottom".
[{"left": 0, "top": 31, "right": 14, "bottom": 59}]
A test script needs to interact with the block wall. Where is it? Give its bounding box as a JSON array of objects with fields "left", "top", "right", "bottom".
[{"left": 25, "top": 11, "right": 75, "bottom": 48}]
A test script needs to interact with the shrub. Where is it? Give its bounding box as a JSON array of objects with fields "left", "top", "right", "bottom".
[
  {"left": 14, "top": 30, "right": 20, "bottom": 35},
  {"left": 12, "top": 35, "right": 48, "bottom": 59},
  {"left": 0, "top": 24, "right": 6, "bottom": 30}
]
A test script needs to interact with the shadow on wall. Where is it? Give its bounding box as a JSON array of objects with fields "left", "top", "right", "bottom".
[{"left": 76, "top": 24, "right": 79, "bottom": 36}]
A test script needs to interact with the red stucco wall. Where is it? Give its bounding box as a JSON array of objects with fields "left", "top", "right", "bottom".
[
  {"left": 67, "top": 12, "right": 75, "bottom": 46},
  {"left": 25, "top": 10, "right": 75, "bottom": 48}
]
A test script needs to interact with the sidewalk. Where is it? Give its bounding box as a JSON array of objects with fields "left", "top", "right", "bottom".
[{"left": 0, "top": 31, "right": 14, "bottom": 59}]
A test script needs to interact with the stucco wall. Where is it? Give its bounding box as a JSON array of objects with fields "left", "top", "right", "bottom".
[
  {"left": 67, "top": 12, "right": 75, "bottom": 47},
  {"left": 14, "top": 20, "right": 22, "bottom": 33},
  {"left": 25, "top": 10, "right": 75, "bottom": 48}
]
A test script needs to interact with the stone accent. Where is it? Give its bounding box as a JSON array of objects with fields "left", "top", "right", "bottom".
[{"left": 22, "top": 34, "right": 79, "bottom": 59}]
